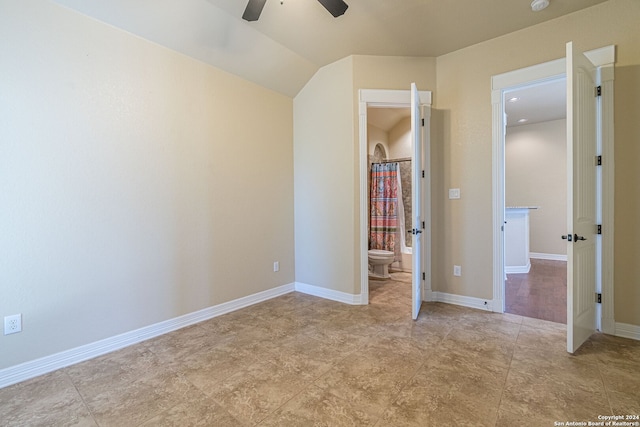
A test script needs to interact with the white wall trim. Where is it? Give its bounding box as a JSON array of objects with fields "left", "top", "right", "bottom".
[
  {"left": 615, "top": 323, "right": 640, "bottom": 341},
  {"left": 295, "top": 282, "right": 363, "bottom": 305},
  {"left": 530, "top": 252, "right": 568, "bottom": 261},
  {"left": 431, "top": 292, "right": 493, "bottom": 312},
  {"left": 505, "top": 263, "right": 531, "bottom": 274},
  {"left": 358, "top": 100, "right": 370, "bottom": 305},
  {"left": 0, "top": 283, "right": 295, "bottom": 389}
]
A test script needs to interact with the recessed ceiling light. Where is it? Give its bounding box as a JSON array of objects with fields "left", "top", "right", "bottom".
[
  {"left": 531, "top": 0, "right": 549, "bottom": 12},
  {"left": 508, "top": 97, "right": 519, "bottom": 103},
  {"left": 518, "top": 118, "right": 528, "bottom": 123}
]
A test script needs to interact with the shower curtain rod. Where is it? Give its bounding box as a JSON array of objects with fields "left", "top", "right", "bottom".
[{"left": 372, "top": 157, "right": 411, "bottom": 164}]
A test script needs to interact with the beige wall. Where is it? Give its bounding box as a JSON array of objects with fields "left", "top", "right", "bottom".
[
  {"left": 294, "top": 56, "right": 436, "bottom": 294},
  {"left": 613, "top": 62, "right": 640, "bottom": 326},
  {"left": 367, "top": 124, "right": 389, "bottom": 157},
  {"left": 0, "top": 1, "right": 294, "bottom": 369},
  {"left": 388, "top": 117, "right": 412, "bottom": 159},
  {"left": 294, "top": 57, "right": 355, "bottom": 293},
  {"left": 506, "top": 120, "right": 567, "bottom": 257},
  {"left": 435, "top": 0, "right": 640, "bottom": 324}
]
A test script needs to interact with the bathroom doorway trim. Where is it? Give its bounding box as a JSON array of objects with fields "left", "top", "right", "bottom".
[{"left": 358, "top": 89, "right": 432, "bottom": 305}]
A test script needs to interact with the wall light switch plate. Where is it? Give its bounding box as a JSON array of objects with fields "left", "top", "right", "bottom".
[
  {"left": 273, "top": 261, "right": 279, "bottom": 272},
  {"left": 449, "top": 188, "right": 461, "bottom": 199},
  {"left": 453, "top": 265, "right": 462, "bottom": 277}
]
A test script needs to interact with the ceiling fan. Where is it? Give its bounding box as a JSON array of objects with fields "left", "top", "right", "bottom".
[{"left": 242, "top": 0, "right": 349, "bottom": 21}]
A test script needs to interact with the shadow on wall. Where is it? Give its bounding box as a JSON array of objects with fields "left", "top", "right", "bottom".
[{"left": 430, "top": 108, "right": 447, "bottom": 293}]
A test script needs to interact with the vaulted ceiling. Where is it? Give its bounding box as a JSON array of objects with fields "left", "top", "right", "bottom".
[{"left": 52, "top": 0, "right": 607, "bottom": 97}]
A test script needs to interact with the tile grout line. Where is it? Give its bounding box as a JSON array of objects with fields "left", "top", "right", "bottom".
[
  {"left": 64, "top": 370, "right": 101, "bottom": 427},
  {"left": 492, "top": 321, "right": 522, "bottom": 426}
]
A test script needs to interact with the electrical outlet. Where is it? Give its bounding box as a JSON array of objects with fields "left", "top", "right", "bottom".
[
  {"left": 273, "top": 261, "right": 279, "bottom": 272},
  {"left": 4, "top": 314, "right": 22, "bottom": 335},
  {"left": 453, "top": 265, "right": 462, "bottom": 276},
  {"left": 449, "top": 188, "right": 461, "bottom": 199}
]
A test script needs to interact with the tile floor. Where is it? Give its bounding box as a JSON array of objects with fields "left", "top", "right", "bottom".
[
  {"left": 1, "top": 272, "right": 638, "bottom": 426},
  {"left": 506, "top": 259, "right": 567, "bottom": 324}
]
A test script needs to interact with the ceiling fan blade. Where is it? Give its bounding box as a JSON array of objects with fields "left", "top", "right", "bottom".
[
  {"left": 317, "top": 0, "right": 348, "bottom": 17},
  {"left": 242, "top": 0, "right": 267, "bottom": 21}
]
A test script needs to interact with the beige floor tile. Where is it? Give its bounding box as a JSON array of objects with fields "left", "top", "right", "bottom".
[
  {"left": 314, "top": 353, "right": 419, "bottom": 417},
  {"left": 259, "top": 385, "right": 376, "bottom": 426},
  {"left": 501, "top": 368, "right": 612, "bottom": 421},
  {"left": 441, "top": 326, "right": 516, "bottom": 368},
  {"left": 173, "top": 340, "right": 261, "bottom": 395},
  {"left": 608, "top": 389, "right": 640, "bottom": 415},
  {"left": 516, "top": 324, "right": 566, "bottom": 349},
  {"left": 381, "top": 361, "right": 505, "bottom": 427},
  {"left": 512, "top": 337, "right": 598, "bottom": 368},
  {"left": 142, "top": 323, "right": 219, "bottom": 366},
  {"left": 495, "top": 407, "right": 558, "bottom": 427},
  {"left": 0, "top": 370, "right": 96, "bottom": 427},
  {"left": 82, "top": 370, "right": 200, "bottom": 427},
  {"left": 456, "top": 314, "right": 522, "bottom": 341},
  {"left": 521, "top": 315, "right": 567, "bottom": 332},
  {"left": 64, "top": 344, "right": 165, "bottom": 399},
  {"left": 208, "top": 359, "right": 313, "bottom": 425},
  {"left": 140, "top": 394, "right": 246, "bottom": 426},
  {"left": 598, "top": 358, "right": 640, "bottom": 395}
]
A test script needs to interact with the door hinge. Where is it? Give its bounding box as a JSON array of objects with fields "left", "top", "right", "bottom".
[
  {"left": 597, "top": 224, "right": 602, "bottom": 235},
  {"left": 596, "top": 155, "right": 602, "bottom": 166},
  {"left": 595, "top": 86, "right": 602, "bottom": 97},
  {"left": 421, "top": 118, "right": 425, "bottom": 126},
  {"left": 421, "top": 170, "right": 425, "bottom": 178},
  {"left": 596, "top": 293, "right": 602, "bottom": 303},
  {"left": 422, "top": 221, "right": 425, "bottom": 230},
  {"left": 422, "top": 272, "right": 425, "bottom": 281}
]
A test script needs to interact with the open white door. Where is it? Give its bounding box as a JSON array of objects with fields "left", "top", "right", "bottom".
[
  {"left": 566, "top": 42, "right": 598, "bottom": 353},
  {"left": 411, "top": 83, "right": 423, "bottom": 320}
]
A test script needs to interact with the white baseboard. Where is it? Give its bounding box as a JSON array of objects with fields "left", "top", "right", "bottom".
[
  {"left": 431, "top": 291, "right": 493, "bottom": 311},
  {"left": 530, "top": 252, "right": 568, "bottom": 261},
  {"left": 615, "top": 322, "right": 640, "bottom": 341},
  {"left": 0, "top": 283, "right": 295, "bottom": 389},
  {"left": 505, "top": 263, "right": 531, "bottom": 274},
  {"left": 294, "top": 282, "right": 364, "bottom": 305}
]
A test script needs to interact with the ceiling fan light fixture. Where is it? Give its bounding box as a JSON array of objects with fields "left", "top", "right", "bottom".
[{"left": 531, "top": 0, "right": 549, "bottom": 12}]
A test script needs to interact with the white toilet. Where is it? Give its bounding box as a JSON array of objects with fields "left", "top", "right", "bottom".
[{"left": 368, "top": 249, "right": 394, "bottom": 279}]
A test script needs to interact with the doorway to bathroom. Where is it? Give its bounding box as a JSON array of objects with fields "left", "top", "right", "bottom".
[
  {"left": 358, "top": 87, "right": 432, "bottom": 320},
  {"left": 367, "top": 107, "right": 414, "bottom": 274}
]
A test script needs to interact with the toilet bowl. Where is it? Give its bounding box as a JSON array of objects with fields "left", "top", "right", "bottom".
[{"left": 368, "top": 249, "right": 394, "bottom": 279}]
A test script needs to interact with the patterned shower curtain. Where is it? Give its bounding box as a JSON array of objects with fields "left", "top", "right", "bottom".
[{"left": 369, "top": 162, "right": 401, "bottom": 260}]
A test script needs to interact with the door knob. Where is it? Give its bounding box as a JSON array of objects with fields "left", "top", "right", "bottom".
[{"left": 574, "top": 234, "right": 586, "bottom": 241}]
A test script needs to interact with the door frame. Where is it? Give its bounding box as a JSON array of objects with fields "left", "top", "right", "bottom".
[
  {"left": 358, "top": 89, "right": 432, "bottom": 305},
  {"left": 490, "top": 46, "right": 615, "bottom": 334}
]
